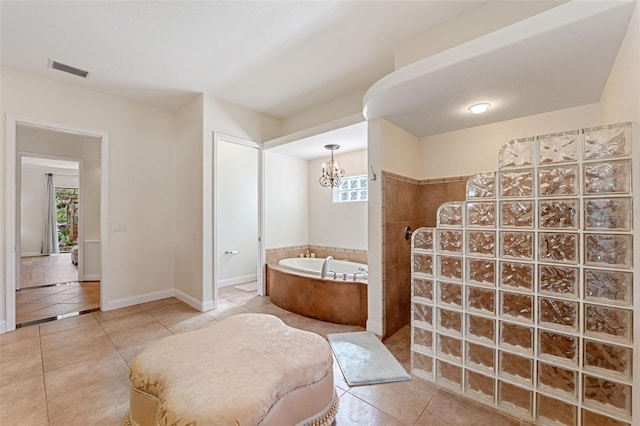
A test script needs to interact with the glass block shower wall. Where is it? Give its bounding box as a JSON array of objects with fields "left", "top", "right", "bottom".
[{"left": 410, "top": 122, "right": 637, "bottom": 425}]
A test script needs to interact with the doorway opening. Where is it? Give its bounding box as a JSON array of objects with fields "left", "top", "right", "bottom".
[{"left": 4, "top": 115, "right": 109, "bottom": 333}]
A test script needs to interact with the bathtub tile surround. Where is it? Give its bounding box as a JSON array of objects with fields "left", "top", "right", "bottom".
[
  {"left": 410, "top": 122, "right": 637, "bottom": 425},
  {"left": 266, "top": 245, "right": 367, "bottom": 264},
  {"left": 382, "top": 172, "right": 469, "bottom": 338}
]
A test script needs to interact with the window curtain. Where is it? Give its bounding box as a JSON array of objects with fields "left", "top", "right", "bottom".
[{"left": 41, "top": 173, "right": 59, "bottom": 255}]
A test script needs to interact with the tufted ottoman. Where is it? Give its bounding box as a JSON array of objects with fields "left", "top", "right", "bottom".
[{"left": 127, "top": 313, "right": 338, "bottom": 426}]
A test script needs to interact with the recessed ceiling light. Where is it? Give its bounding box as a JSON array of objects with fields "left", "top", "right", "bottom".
[{"left": 468, "top": 103, "right": 491, "bottom": 114}]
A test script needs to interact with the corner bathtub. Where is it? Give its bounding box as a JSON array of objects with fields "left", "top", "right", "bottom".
[{"left": 266, "top": 258, "right": 368, "bottom": 327}]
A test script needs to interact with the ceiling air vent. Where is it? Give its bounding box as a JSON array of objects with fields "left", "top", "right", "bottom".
[{"left": 49, "top": 60, "right": 89, "bottom": 78}]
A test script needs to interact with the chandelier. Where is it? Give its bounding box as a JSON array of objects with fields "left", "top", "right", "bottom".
[{"left": 319, "top": 144, "right": 345, "bottom": 188}]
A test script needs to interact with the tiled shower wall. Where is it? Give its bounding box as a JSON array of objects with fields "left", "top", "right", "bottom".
[
  {"left": 382, "top": 172, "right": 468, "bottom": 338},
  {"left": 410, "top": 123, "right": 637, "bottom": 425}
]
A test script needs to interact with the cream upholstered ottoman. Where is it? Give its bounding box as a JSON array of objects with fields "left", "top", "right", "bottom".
[{"left": 127, "top": 313, "right": 338, "bottom": 426}]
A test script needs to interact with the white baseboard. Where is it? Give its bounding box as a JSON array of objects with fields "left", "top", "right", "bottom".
[
  {"left": 174, "top": 289, "right": 214, "bottom": 312},
  {"left": 82, "top": 274, "right": 101, "bottom": 281},
  {"left": 366, "top": 319, "right": 383, "bottom": 337},
  {"left": 0, "top": 321, "right": 6, "bottom": 334},
  {"left": 218, "top": 274, "right": 257, "bottom": 288},
  {"left": 21, "top": 252, "right": 44, "bottom": 257},
  {"left": 103, "top": 289, "right": 174, "bottom": 311}
]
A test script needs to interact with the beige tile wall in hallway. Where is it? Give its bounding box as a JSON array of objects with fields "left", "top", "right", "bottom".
[{"left": 0, "top": 287, "right": 526, "bottom": 425}]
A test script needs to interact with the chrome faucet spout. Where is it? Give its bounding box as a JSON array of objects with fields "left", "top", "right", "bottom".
[
  {"left": 358, "top": 266, "right": 368, "bottom": 274},
  {"left": 321, "top": 256, "right": 334, "bottom": 278}
]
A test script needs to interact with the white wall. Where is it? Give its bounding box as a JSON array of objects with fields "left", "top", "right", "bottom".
[
  {"left": 419, "top": 103, "right": 602, "bottom": 179},
  {"left": 367, "top": 119, "right": 383, "bottom": 335},
  {"left": 600, "top": 1, "right": 640, "bottom": 125},
  {"left": 264, "top": 151, "right": 308, "bottom": 249},
  {"left": 20, "top": 164, "right": 79, "bottom": 256},
  {"left": 217, "top": 140, "right": 258, "bottom": 285},
  {"left": 1, "top": 67, "right": 177, "bottom": 318},
  {"left": 308, "top": 149, "right": 368, "bottom": 250},
  {"left": 394, "top": 1, "right": 564, "bottom": 69},
  {"left": 173, "top": 95, "right": 204, "bottom": 303},
  {"left": 380, "top": 119, "right": 422, "bottom": 178}
]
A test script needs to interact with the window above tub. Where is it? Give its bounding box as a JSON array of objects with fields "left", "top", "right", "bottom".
[{"left": 333, "top": 174, "right": 367, "bottom": 203}]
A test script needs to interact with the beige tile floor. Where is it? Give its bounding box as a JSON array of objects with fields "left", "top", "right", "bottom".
[
  {"left": 16, "top": 281, "right": 100, "bottom": 325},
  {"left": 0, "top": 287, "right": 525, "bottom": 426}
]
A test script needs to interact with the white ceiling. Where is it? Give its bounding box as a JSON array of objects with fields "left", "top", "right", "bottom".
[
  {"left": 21, "top": 156, "right": 79, "bottom": 171},
  {"left": 268, "top": 121, "right": 367, "bottom": 160},
  {"left": 2, "top": 1, "right": 635, "bottom": 160},
  {"left": 0, "top": 0, "right": 481, "bottom": 117},
  {"left": 363, "top": 0, "right": 637, "bottom": 137}
]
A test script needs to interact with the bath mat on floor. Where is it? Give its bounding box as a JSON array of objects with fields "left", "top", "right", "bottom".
[
  {"left": 234, "top": 282, "right": 257, "bottom": 292},
  {"left": 328, "top": 331, "right": 411, "bottom": 386}
]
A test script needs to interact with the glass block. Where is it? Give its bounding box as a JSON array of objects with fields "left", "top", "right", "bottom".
[
  {"left": 537, "top": 394, "right": 577, "bottom": 426},
  {"left": 499, "top": 262, "right": 533, "bottom": 291},
  {"left": 438, "top": 256, "right": 463, "bottom": 281},
  {"left": 437, "top": 229, "right": 463, "bottom": 254},
  {"left": 539, "top": 199, "right": 579, "bottom": 229},
  {"left": 412, "top": 302, "right": 433, "bottom": 329},
  {"left": 412, "top": 327, "right": 433, "bottom": 352},
  {"left": 581, "top": 409, "right": 630, "bottom": 426},
  {"left": 500, "top": 291, "right": 533, "bottom": 322},
  {"left": 539, "top": 130, "right": 579, "bottom": 164},
  {"left": 500, "top": 231, "right": 534, "bottom": 260},
  {"left": 412, "top": 278, "right": 434, "bottom": 303},
  {"left": 437, "top": 359, "right": 462, "bottom": 390},
  {"left": 499, "top": 137, "right": 534, "bottom": 169},
  {"left": 584, "top": 269, "right": 632, "bottom": 305},
  {"left": 465, "top": 369, "right": 495, "bottom": 402},
  {"left": 500, "top": 322, "right": 533, "bottom": 354},
  {"left": 584, "top": 339, "right": 631, "bottom": 379},
  {"left": 412, "top": 351, "right": 433, "bottom": 379},
  {"left": 499, "top": 170, "right": 533, "bottom": 197},
  {"left": 465, "top": 202, "right": 496, "bottom": 227},
  {"left": 584, "top": 234, "right": 632, "bottom": 268},
  {"left": 437, "top": 334, "right": 462, "bottom": 362},
  {"left": 538, "top": 361, "right": 577, "bottom": 398},
  {"left": 584, "top": 160, "right": 632, "bottom": 194},
  {"left": 437, "top": 202, "right": 463, "bottom": 227},
  {"left": 584, "top": 304, "right": 632, "bottom": 343},
  {"left": 466, "top": 172, "right": 496, "bottom": 199},
  {"left": 438, "top": 308, "right": 462, "bottom": 336},
  {"left": 467, "top": 341, "right": 495, "bottom": 372},
  {"left": 500, "top": 201, "right": 534, "bottom": 228},
  {"left": 539, "top": 297, "right": 578, "bottom": 330},
  {"left": 413, "top": 253, "right": 433, "bottom": 276},
  {"left": 466, "top": 231, "right": 496, "bottom": 257},
  {"left": 539, "top": 232, "right": 578, "bottom": 264},
  {"left": 467, "top": 286, "right": 495, "bottom": 314},
  {"left": 413, "top": 228, "right": 434, "bottom": 251},
  {"left": 467, "top": 314, "right": 495, "bottom": 344},
  {"left": 538, "top": 165, "right": 578, "bottom": 196},
  {"left": 438, "top": 282, "right": 462, "bottom": 308},
  {"left": 498, "top": 381, "right": 532, "bottom": 416},
  {"left": 583, "top": 122, "right": 632, "bottom": 160},
  {"left": 583, "top": 374, "right": 631, "bottom": 416},
  {"left": 466, "top": 259, "right": 495, "bottom": 286},
  {"left": 539, "top": 330, "right": 577, "bottom": 365},
  {"left": 499, "top": 351, "right": 533, "bottom": 385},
  {"left": 538, "top": 264, "right": 578, "bottom": 297},
  {"left": 584, "top": 198, "right": 632, "bottom": 231}
]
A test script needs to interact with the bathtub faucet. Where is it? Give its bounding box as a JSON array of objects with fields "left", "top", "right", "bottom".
[
  {"left": 321, "top": 256, "right": 334, "bottom": 278},
  {"left": 358, "top": 266, "right": 368, "bottom": 274}
]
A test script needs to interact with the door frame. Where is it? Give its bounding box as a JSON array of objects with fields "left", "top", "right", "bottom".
[
  {"left": 4, "top": 115, "right": 109, "bottom": 333},
  {"left": 209, "top": 132, "right": 264, "bottom": 309}
]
